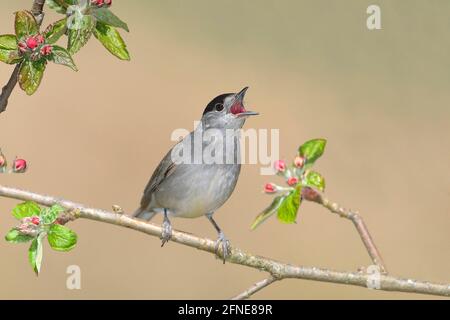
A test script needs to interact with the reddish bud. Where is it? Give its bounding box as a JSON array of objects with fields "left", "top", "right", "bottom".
[
  {"left": 0, "top": 150, "right": 6, "bottom": 170},
  {"left": 104, "top": 0, "right": 112, "bottom": 6},
  {"left": 13, "top": 158, "right": 27, "bottom": 173},
  {"left": 294, "top": 156, "right": 305, "bottom": 168},
  {"left": 264, "top": 183, "right": 277, "bottom": 194},
  {"left": 287, "top": 177, "right": 299, "bottom": 186},
  {"left": 40, "top": 45, "right": 53, "bottom": 56},
  {"left": 18, "top": 41, "right": 28, "bottom": 53},
  {"left": 35, "top": 34, "right": 45, "bottom": 45},
  {"left": 92, "top": 0, "right": 104, "bottom": 6},
  {"left": 31, "top": 216, "right": 40, "bottom": 225},
  {"left": 274, "top": 160, "right": 286, "bottom": 173},
  {"left": 26, "top": 37, "right": 38, "bottom": 50},
  {"left": 22, "top": 217, "right": 33, "bottom": 224}
]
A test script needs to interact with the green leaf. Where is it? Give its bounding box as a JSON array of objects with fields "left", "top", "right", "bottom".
[
  {"left": 94, "top": 22, "right": 130, "bottom": 61},
  {"left": 12, "top": 201, "right": 41, "bottom": 219},
  {"left": 46, "top": 0, "right": 69, "bottom": 14},
  {"left": 299, "top": 139, "right": 327, "bottom": 167},
  {"left": 44, "top": 18, "right": 68, "bottom": 44},
  {"left": 0, "top": 35, "right": 18, "bottom": 50},
  {"left": 19, "top": 59, "right": 47, "bottom": 95},
  {"left": 92, "top": 8, "right": 129, "bottom": 32},
  {"left": 41, "top": 205, "right": 65, "bottom": 225},
  {"left": 29, "top": 233, "right": 44, "bottom": 276},
  {"left": 67, "top": 14, "right": 96, "bottom": 55},
  {"left": 277, "top": 185, "right": 302, "bottom": 224},
  {"left": 251, "top": 196, "right": 286, "bottom": 230},
  {"left": 304, "top": 171, "right": 325, "bottom": 192},
  {"left": 0, "top": 48, "right": 21, "bottom": 64},
  {"left": 49, "top": 45, "right": 77, "bottom": 71},
  {"left": 15, "top": 11, "right": 39, "bottom": 40},
  {"left": 47, "top": 224, "right": 77, "bottom": 252},
  {"left": 0, "top": 35, "right": 20, "bottom": 64},
  {"left": 5, "top": 229, "right": 34, "bottom": 244}
]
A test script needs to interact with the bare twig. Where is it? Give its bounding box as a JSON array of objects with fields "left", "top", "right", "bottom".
[
  {"left": 303, "top": 187, "right": 387, "bottom": 274},
  {"left": 231, "top": 277, "right": 278, "bottom": 300},
  {"left": 1, "top": 185, "right": 449, "bottom": 299},
  {"left": 0, "top": 0, "right": 46, "bottom": 114}
]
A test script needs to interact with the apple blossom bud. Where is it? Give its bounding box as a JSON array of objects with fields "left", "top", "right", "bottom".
[
  {"left": 287, "top": 177, "right": 299, "bottom": 186},
  {"left": 26, "top": 37, "right": 38, "bottom": 50},
  {"left": 274, "top": 160, "right": 286, "bottom": 173},
  {"left": 40, "top": 44, "right": 53, "bottom": 56},
  {"left": 22, "top": 217, "right": 33, "bottom": 224},
  {"left": 35, "top": 34, "right": 45, "bottom": 45},
  {"left": 13, "top": 158, "right": 27, "bottom": 173},
  {"left": 264, "top": 183, "right": 277, "bottom": 194},
  {"left": 18, "top": 41, "right": 28, "bottom": 53},
  {"left": 31, "top": 216, "right": 40, "bottom": 225},
  {"left": 294, "top": 156, "right": 305, "bottom": 168},
  {"left": 18, "top": 224, "right": 29, "bottom": 233},
  {"left": 0, "top": 150, "right": 6, "bottom": 172}
]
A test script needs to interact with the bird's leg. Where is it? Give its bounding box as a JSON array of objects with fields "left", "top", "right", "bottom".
[
  {"left": 206, "top": 213, "right": 231, "bottom": 264},
  {"left": 161, "top": 209, "right": 172, "bottom": 247}
]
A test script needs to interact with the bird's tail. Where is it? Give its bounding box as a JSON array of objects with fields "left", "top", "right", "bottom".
[{"left": 132, "top": 207, "right": 158, "bottom": 221}]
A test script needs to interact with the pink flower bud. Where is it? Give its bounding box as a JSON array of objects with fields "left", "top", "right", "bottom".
[
  {"left": 274, "top": 160, "right": 286, "bottom": 173},
  {"left": 22, "top": 217, "right": 33, "bottom": 224},
  {"left": 26, "top": 37, "right": 38, "bottom": 50},
  {"left": 35, "top": 34, "right": 45, "bottom": 45},
  {"left": 104, "top": 0, "right": 112, "bottom": 6},
  {"left": 294, "top": 156, "right": 305, "bottom": 168},
  {"left": 40, "top": 45, "right": 53, "bottom": 56},
  {"left": 264, "top": 183, "right": 277, "bottom": 194},
  {"left": 93, "top": 0, "right": 104, "bottom": 6},
  {"left": 0, "top": 150, "right": 6, "bottom": 170},
  {"left": 13, "top": 158, "right": 27, "bottom": 173},
  {"left": 18, "top": 224, "right": 29, "bottom": 233},
  {"left": 31, "top": 216, "right": 40, "bottom": 225},
  {"left": 18, "top": 41, "right": 28, "bottom": 53},
  {"left": 287, "top": 177, "right": 299, "bottom": 186}
]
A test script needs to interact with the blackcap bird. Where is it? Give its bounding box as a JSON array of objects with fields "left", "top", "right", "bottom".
[{"left": 132, "top": 87, "right": 258, "bottom": 262}]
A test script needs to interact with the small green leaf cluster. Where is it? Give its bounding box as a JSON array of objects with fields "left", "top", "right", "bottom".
[
  {"left": 5, "top": 201, "right": 77, "bottom": 276},
  {"left": 0, "top": 11, "right": 76, "bottom": 95},
  {"left": 0, "top": 1, "right": 130, "bottom": 96},
  {"left": 251, "top": 139, "right": 327, "bottom": 230},
  {"left": 49, "top": 0, "right": 130, "bottom": 59}
]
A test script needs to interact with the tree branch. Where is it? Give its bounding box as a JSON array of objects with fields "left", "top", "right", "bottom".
[
  {"left": 0, "top": 184, "right": 449, "bottom": 298},
  {"left": 303, "top": 187, "right": 387, "bottom": 274},
  {"left": 0, "top": 0, "right": 46, "bottom": 114},
  {"left": 231, "top": 277, "right": 278, "bottom": 300}
]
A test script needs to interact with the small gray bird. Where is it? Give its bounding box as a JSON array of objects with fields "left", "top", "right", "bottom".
[{"left": 132, "top": 87, "right": 258, "bottom": 261}]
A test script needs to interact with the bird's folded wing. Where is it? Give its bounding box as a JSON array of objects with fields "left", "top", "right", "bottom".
[{"left": 140, "top": 148, "right": 178, "bottom": 210}]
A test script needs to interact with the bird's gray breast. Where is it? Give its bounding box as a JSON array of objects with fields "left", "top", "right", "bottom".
[{"left": 152, "top": 129, "right": 242, "bottom": 218}]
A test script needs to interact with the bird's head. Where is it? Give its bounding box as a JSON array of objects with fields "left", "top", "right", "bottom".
[{"left": 201, "top": 87, "right": 258, "bottom": 129}]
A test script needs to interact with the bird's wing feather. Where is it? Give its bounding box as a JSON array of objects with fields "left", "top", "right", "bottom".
[{"left": 140, "top": 149, "right": 178, "bottom": 210}]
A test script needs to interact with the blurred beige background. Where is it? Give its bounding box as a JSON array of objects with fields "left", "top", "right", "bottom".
[{"left": 0, "top": 0, "right": 449, "bottom": 299}]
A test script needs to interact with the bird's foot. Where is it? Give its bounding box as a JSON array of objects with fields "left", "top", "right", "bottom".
[
  {"left": 160, "top": 218, "right": 172, "bottom": 247},
  {"left": 214, "top": 232, "right": 231, "bottom": 264}
]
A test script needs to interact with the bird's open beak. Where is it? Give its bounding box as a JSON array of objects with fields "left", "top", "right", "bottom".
[{"left": 233, "top": 87, "right": 259, "bottom": 117}]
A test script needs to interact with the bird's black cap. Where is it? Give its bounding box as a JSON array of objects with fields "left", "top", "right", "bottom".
[{"left": 203, "top": 93, "right": 232, "bottom": 116}]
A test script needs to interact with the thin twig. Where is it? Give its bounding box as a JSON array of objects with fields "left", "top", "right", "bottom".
[
  {"left": 0, "top": 185, "right": 449, "bottom": 298},
  {"left": 231, "top": 277, "right": 278, "bottom": 300},
  {"left": 303, "top": 187, "right": 387, "bottom": 274},
  {"left": 0, "top": 0, "right": 46, "bottom": 114}
]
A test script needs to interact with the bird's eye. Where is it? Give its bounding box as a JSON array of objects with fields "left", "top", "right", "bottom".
[{"left": 215, "top": 103, "right": 224, "bottom": 112}]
